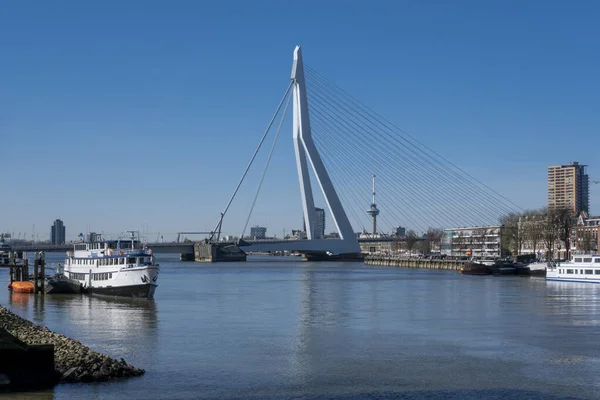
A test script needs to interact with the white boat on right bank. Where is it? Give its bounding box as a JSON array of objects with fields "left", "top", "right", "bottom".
[{"left": 546, "top": 254, "right": 600, "bottom": 283}]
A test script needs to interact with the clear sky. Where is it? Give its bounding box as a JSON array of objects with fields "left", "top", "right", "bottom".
[{"left": 1, "top": 0, "right": 599, "bottom": 242}]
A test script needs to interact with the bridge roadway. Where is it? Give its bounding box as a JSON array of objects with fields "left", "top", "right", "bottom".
[{"left": 9, "top": 237, "right": 393, "bottom": 254}]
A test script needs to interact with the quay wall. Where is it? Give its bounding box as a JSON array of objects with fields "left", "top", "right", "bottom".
[{"left": 364, "top": 255, "right": 468, "bottom": 271}]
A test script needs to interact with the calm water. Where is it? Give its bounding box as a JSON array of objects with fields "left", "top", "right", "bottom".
[{"left": 2, "top": 254, "right": 600, "bottom": 399}]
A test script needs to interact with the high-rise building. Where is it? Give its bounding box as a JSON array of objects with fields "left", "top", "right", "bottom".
[
  {"left": 548, "top": 162, "right": 589, "bottom": 214},
  {"left": 51, "top": 219, "right": 66, "bottom": 245},
  {"left": 250, "top": 226, "right": 267, "bottom": 240},
  {"left": 314, "top": 207, "right": 326, "bottom": 239},
  {"left": 393, "top": 226, "right": 406, "bottom": 237}
]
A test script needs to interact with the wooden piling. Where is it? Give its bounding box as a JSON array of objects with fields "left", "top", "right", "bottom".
[
  {"left": 39, "top": 253, "right": 45, "bottom": 293},
  {"left": 33, "top": 255, "right": 39, "bottom": 294}
]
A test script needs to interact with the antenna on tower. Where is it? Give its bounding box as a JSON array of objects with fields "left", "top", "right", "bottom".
[{"left": 372, "top": 173, "right": 376, "bottom": 204}]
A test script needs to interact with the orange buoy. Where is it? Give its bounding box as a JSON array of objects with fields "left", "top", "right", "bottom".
[{"left": 10, "top": 281, "right": 34, "bottom": 293}]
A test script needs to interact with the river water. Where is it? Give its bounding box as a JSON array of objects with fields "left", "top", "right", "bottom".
[{"left": 1, "top": 254, "right": 599, "bottom": 399}]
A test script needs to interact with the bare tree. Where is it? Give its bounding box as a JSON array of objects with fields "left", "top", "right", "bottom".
[
  {"left": 523, "top": 208, "right": 545, "bottom": 258},
  {"left": 405, "top": 230, "right": 419, "bottom": 255},
  {"left": 499, "top": 212, "right": 526, "bottom": 255},
  {"left": 541, "top": 209, "right": 560, "bottom": 260},
  {"left": 554, "top": 207, "right": 573, "bottom": 259},
  {"left": 417, "top": 238, "right": 432, "bottom": 255},
  {"left": 425, "top": 228, "right": 443, "bottom": 253}
]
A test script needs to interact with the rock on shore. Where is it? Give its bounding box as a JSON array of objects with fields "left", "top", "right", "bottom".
[{"left": 0, "top": 305, "right": 145, "bottom": 383}]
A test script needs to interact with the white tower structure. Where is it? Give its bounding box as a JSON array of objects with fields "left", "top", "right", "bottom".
[
  {"left": 236, "top": 46, "right": 360, "bottom": 255},
  {"left": 366, "top": 174, "right": 380, "bottom": 235},
  {"left": 291, "top": 45, "right": 359, "bottom": 252}
]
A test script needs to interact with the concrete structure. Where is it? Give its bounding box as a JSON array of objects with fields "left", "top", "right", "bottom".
[
  {"left": 50, "top": 219, "right": 65, "bottom": 245},
  {"left": 548, "top": 162, "right": 589, "bottom": 214},
  {"left": 194, "top": 242, "right": 246, "bottom": 262},
  {"left": 249, "top": 226, "right": 267, "bottom": 240},
  {"left": 359, "top": 237, "right": 395, "bottom": 254},
  {"left": 441, "top": 226, "right": 508, "bottom": 258},
  {"left": 0, "top": 328, "right": 56, "bottom": 390},
  {"left": 366, "top": 174, "right": 380, "bottom": 235}
]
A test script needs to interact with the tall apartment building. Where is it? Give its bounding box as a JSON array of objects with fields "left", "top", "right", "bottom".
[
  {"left": 548, "top": 162, "right": 589, "bottom": 215},
  {"left": 314, "top": 207, "right": 325, "bottom": 239},
  {"left": 51, "top": 219, "right": 66, "bottom": 245}
]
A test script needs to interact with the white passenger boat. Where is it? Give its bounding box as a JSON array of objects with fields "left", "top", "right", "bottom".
[
  {"left": 546, "top": 254, "right": 600, "bottom": 283},
  {"left": 64, "top": 232, "right": 159, "bottom": 298}
]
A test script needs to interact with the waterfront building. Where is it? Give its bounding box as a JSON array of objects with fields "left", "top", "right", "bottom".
[
  {"left": 441, "top": 226, "right": 508, "bottom": 258},
  {"left": 393, "top": 226, "right": 406, "bottom": 237},
  {"left": 51, "top": 219, "right": 66, "bottom": 245},
  {"left": 548, "top": 162, "right": 589, "bottom": 214},
  {"left": 250, "top": 226, "right": 267, "bottom": 240},
  {"left": 571, "top": 212, "right": 600, "bottom": 253}
]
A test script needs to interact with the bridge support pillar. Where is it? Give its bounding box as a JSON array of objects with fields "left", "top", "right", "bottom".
[{"left": 194, "top": 242, "right": 246, "bottom": 263}]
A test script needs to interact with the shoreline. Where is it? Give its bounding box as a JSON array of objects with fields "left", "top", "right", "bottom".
[{"left": 0, "top": 304, "right": 144, "bottom": 385}]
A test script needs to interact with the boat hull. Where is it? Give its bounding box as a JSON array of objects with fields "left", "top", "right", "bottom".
[
  {"left": 88, "top": 283, "right": 157, "bottom": 299},
  {"left": 45, "top": 276, "right": 82, "bottom": 294}
]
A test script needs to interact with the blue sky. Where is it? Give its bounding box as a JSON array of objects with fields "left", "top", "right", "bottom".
[{"left": 1, "top": 0, "right": 599, "bottom": 241}]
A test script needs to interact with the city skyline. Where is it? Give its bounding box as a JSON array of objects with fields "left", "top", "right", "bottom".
[{"left": 2, "top": 1, "right": 599, "bottom": 239}]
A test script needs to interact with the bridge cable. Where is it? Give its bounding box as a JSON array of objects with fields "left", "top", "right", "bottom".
[
  {"left": 240, "top": 90, "right": 292, "bottom": 239},
  {"left": 304, "top": 68, "right": 518, "bottom": 228},
  {"left": 305, "top": 65, "right": 522, "bottom": 213},
  {"left": 210, "top": 81, "right": 293, "bottom": 242},
  {"left": 305, "top": 68, "right": 515, "bottom": 219}
]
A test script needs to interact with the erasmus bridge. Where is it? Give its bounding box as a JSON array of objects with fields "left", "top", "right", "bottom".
[{"left": 12, "top": 46, "right": 520, "bottom": 256}]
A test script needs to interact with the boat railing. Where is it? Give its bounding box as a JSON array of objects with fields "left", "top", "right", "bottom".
[{"left": 67, "top": 247, "right": 152, "bottom": 257}]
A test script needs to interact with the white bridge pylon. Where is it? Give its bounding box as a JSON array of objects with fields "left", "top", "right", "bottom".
[{"left": 239, "top": 46, "right": 360, "bottom": 255}]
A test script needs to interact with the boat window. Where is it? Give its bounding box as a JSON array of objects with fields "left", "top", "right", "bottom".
[
  {"left": 575, "top": 258, "right": 582, "bottom": 263},
  {"left": 584, "top": 258, "right": 593, "bottom": 263},
  {"left": 595, "top": 259, "right": 600, "bottom": 263},
  {"left": 120, "top": 258, "right": 125, "bottom": 265},
  {"left": 595, "top": 270, "right": 600, "bottom": 275},
  {"left": 128, "top": 257, "right": 136, "bottom": 264},
  {"left": 585, "top": 270, "right": 593, "bottom": 275},
  {"left": 139, "top": 258, "right": 145, "bottom": 264},
  {"left": 567, "top": 269, "right": 573, "bottom": 274},
  {"left": 109, "top": 273, "right": 113, "bottom": 279},
  {"left": 580, "top": 270, "right": 584, "bottom": 274}
]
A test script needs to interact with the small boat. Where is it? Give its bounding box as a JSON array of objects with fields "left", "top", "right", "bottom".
[
  {"left": 460, "top": 262, "right": 491, "bottom": 275},
  {"left": 526, "top": 261, "right": 548, "bottom": 277},
  {"left": 10, "top": 281, "right": 34, "bottom": 293},
  {"left": 547, "top": 254, "right": 600, "bottom": 283}
]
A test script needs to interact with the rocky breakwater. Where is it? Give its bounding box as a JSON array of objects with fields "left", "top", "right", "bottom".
[{"left": 0, "top": 305, "right": 144, "bottom": 384}]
